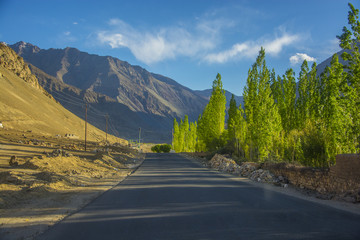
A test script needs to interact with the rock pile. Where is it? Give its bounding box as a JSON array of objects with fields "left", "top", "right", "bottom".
[
  {"left": 209, "top": 154, "right": 239, "bottom": 173},
  {"left": 234, "top": 162, "right": 259, "bottom": 177},
  {"left": 249, "top": 169, "right": 277, "bottom": 183},
  {"left": 45, "top": 149, "right": 73, "bottom": 158},
  {"left": 209, "top": 154, "right": 280, "bottom": 184}
]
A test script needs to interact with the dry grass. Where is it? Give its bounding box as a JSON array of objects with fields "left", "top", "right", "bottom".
[
  {"left": 0, "top": 130, "right": 144, "bottom": 239},
  {"left": 0, "top": 65, "right": 125, "bottom": 144}
]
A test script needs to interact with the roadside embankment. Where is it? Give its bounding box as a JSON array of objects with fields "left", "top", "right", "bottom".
[
  {"left": 263, "top": 154, "right": 360, "bottom": 202},
  {"left": 0, "top": 143, "right": 145, "bottom": 240},
  {"left": 184, "top": 153, "right": 360, "bottom": 203}
]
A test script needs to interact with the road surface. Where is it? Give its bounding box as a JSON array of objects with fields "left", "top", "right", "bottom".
[{"left": 37, "top": 153, "right": 360, "bottom": 240}]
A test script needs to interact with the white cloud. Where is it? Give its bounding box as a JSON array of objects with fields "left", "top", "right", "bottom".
[
  {"left": 204, "top": 43, "right": 249, "bottom": 63},
  {"left": 97, "top": 17, "right": 302, "bottom": 65},
  {"left": 264, "top": 34, "right": 299, "bottom": 55},
  {"left": 73, "top": 22, "right": 78, "bottom": 25},
  {"left": 289, "top": 53, "right": 316, "bottom": 65},
  {"left": 204, "top": 33, "right": 300, "bottom": 63},
  {"left": 97, "top": 19, "right": 218, "bottom": 65},
  {"left": 64, "top": 31, "right": 71, "bottom": 36}
]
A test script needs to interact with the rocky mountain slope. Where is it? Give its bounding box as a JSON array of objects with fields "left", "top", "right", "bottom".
[
  {"left": 194, "top": 89, "right": 244, "bottom": 107},
  {"left": 0, "top": 43, "right": 123, "bottom": 143},
  {"left": 10, "top": 41, "right": 211, "bottom": 142},
  {"left": 10, "top": 42, "right": 208, "bottom": 118}
]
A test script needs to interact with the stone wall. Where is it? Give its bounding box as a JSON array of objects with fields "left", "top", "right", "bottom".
[
  {"left": 263, "top": 154, "right": 360, "bottom": 202},
  {"left": 331, "top": 154, "right": 360, "bottom": 183}
]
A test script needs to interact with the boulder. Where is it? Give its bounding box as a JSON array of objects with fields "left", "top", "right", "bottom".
[{"left": 9, "top": 155, "right": 19, "bottom": 166}]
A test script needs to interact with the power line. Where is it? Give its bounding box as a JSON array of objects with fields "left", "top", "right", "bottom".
[
  {"left": 51, "top": 93, "right": 84, "bottom": 107},
  {"left": 51, "top": 92, "right": 109, "bottom": 118},
  {"left": 85, "top": 103, "right": 88, "bottom": 151},
  {"left": 49, "top": 90, "right": 130, "bottom": 142},
  {"left": 53, "top": 90, "right": 83, "bottom": 102}
]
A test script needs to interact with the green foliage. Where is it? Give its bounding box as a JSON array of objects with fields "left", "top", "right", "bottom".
[
  {"left": 172, "top": 115, "right": 198, "bottom": 152},
  {"left": 243, "top": 48, "right": 282, "bottom": 162},
  {"left": 160, "top": 144, "right": 172, "bottom": 153},
  {"left": 320, "top": 54, "right": 357, "bottom": 164},
  {"left": 197, "top": 73, "right": 227, "bottom": 151},
  {"left": 173, "top": 2, "right": 359, "bottom": 167},
  {"left": 278, "top": 68, "right": 297, "bottom": 132},
  {"left": 299, "top": 120, "right": 327, "bottom": 167},
  {"left": 151, "top": 144, "right": 172, "bottom": 153},
  {"left": 296, "top": 60, "right": 310, "bottom": 128},
  {"left": 337, "top": 2, "right": 360, "bottom": 152},
  {"left": 172, "top": 119, "right": 180, "bottom": 152},
  {"left": 151, "top": 145, "right": 161, "bottom": 153},
  {"left": 227, "top": 94, "right": 238, "bottom": 140}
]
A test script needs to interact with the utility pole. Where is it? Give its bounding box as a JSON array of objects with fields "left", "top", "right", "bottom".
[
  {"left": 85, "top": 103, "right": 88, "bottom": 151},
  {"left": 105, "top": 114, "right": 109, "bottom": 145},
  {"left": 138, "top": 127, "right": 141, "bottom": 148}
]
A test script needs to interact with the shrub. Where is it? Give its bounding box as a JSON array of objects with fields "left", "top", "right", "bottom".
[
  {"left": 151, "top": 145, "right": 161, "bottom": 153},
  {"left": 151, "top": 144, "right": 172, "bottom": 153},
  {"left": 160, "top": 144, "right": 171, "bottom": 153}
]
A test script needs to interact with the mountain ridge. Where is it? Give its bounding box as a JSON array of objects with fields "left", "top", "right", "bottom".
[
  {"left": 0, "top": 42, "right": 123, "bottom": 143},
  {"left": 10, "top": 42, "right": 208, "bottom": 119},
  {"left": 10, "top": 41, "right": 214, "bottom": 142}
]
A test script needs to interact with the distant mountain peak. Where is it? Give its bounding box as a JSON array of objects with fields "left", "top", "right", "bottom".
[{"left": 12, "top": 41, "right": 40, "bottom": 55}]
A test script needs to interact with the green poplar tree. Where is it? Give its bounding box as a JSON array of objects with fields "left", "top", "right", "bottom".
[
  {"left": 182, "top": 115, "right": 190, "bottom": 151},
  {"left": 279, "top": 68, "right": 297, "bottom": 133},
  {"left": 296, "top": 60, "right": 310, "bottom": 128},
  {"left": 178, "top": 119, "right": 185, "bottom": 152},
  {"left": 197, "top": 73, "right": 227, "bottom": 151},
  {"left": 321, "top": 54, "right": 355, "bottom": 165},
  {"left": 172, "top": 118, "right": 180, "bottom": 152},
  {"left": 243, "top": 47, "right": 282, "bottom": 161},
  {"left": 307, "top": 62, "right": 321, "bottom": 121},
  {"left": 189, "top": 121, "right": 197, "bottom": 152},
  {"left": 337, "top": 2, "right": 360, "bottom": 152},
  {"left": 233, "top": 104, "right": 247, "bottom": 158},
  {"left": 227, "top": 94, "right": 237, "bottom": 140}
]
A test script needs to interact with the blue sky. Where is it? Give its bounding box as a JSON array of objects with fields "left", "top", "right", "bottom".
[{"left": 0, "top": 0, "right": 357, "bottom": 95}]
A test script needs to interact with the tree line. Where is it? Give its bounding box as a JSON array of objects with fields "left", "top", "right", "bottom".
[{"left": 172, "top": 3, "right": 360, "bottom": 167}]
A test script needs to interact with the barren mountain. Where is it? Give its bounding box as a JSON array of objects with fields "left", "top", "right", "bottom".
[
  {"left": 10, "top": 41, "right": 209, "bottom": 142},
  {"left": 0, "top": 43, "right": 122, "bottom": 143},
  {"left": 194, "top": 89, "right": 244, "bottom": 108},
  {"left": 10, "top": 42, "right": 207, "bottom": 118}
]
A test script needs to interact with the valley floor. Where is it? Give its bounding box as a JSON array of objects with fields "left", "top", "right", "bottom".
[{"left": 0, "top": 128, "right": 145, "bottom": 240}]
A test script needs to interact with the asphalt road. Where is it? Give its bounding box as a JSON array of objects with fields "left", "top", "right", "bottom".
[{"left": 37, "top": 153, "right": 360, "bottom": 240}]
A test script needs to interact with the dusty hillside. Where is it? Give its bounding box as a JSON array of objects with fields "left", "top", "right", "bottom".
[
  {"left": 0, "top": 43, "right": 145, "bottom": 240},
  {"left": 0, "top": 43, "right": 125, "bottom": 144},
  {"left": 0, "top": 130, "right": 145, "bottom": 240}
]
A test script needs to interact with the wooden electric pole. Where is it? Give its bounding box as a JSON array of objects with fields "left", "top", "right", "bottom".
[
  {"left": 105, "top": 114, "right": 109, "bottom": 145},
  {"left": 85, "top": 103, "right": 88, "bottom": 151},
  {"left": 138, "top": 127, "right": 141, "bottom": 148}
]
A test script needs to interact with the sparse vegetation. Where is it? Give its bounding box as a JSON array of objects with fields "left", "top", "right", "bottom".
[{"left": 151, "top": 144, "right": 172, "bottom": 153}]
